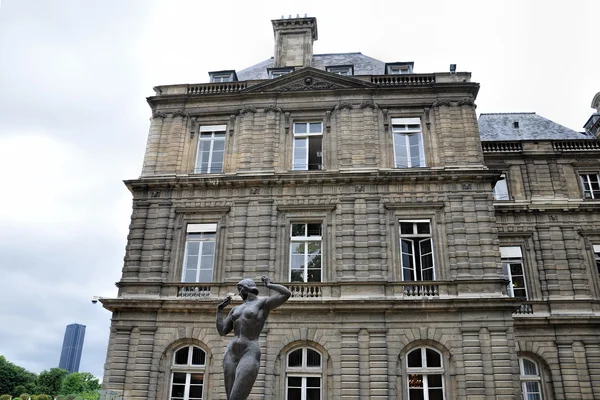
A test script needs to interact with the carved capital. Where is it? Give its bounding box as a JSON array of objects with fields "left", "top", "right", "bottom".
[
  {"left": 432, "top": 100, "right": 452, "bottom": 107},
  {"left": 355, "top": 185, "right": 365, "bottom": 192},
  {"left": 249, "top": 187, "right": 260, "bottom": 195},
  {"left": 458, "top": 98, "right": 476, "bottom": 107},
  {"left": 336, "top": 102, "right": 353, "bottom": 111},
  {"left": 263, "top": 105, "right": 282, "bottom": 113},
  {"left": 359, "top": 102, "right": 376, "bottom": 109},
  {"left": 152, "top": 111, "right": 167, "bottom": 119},
  {"left": 172, "top": 110, "right": 189, "bottom": 118},
  {"left": 238, "top": 106, "right": 257, "bottom": 115},
  {"left": 461, "top": 183, "right": 472, "bottom": 190}
]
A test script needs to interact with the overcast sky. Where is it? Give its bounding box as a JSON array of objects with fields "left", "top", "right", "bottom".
[{"left": 0, "top": 0, "right": 598, "bottom": 381}]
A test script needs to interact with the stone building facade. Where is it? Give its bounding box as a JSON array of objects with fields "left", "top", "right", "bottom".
[{"left": 100, "top": 16, "right": 600, "bottom": 400}]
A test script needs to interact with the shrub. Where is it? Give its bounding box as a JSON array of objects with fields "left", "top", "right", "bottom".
[
  {"left": 37, "top": 395, "right": 51, "bottom": 400},
  {"left": 66, "top": 395, "right": 77, "bottom": 400},
  {"left": 56, "top": 396, "right": 66, "bottom": 400},
  {"left": 0, "top": 395, "right": 11, "bottom": 400},
  {"left": 19, "top": 394, "right": 30, "bottom": 400}
]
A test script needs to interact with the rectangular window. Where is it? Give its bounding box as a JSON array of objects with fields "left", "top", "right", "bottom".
[
  {"left": 580, "top": 173, "right": 600, "bottom": 199},
  {"left": 594, "top": 245, "right": 600, "bottom": 274},
  {"left": 287, "top": 376, "right": 321, "bottom": 400},
  {"left": 326, "top": 65, "right": 353, "bottom": 76},
  {"left": 399, "top": 220, "right": 435, "bottom": 281},
  {"left": 290, "top": 223, "right": 322, "bottom": 282},
  {"left": 269, "top": 67, "right": 294, "bottom": 79},
  {"left": 293, "top": 122, "right": 323, "bottom": 171},
  {"left": 195, "top": 125, "right": 226, "bottom": 174},
  {"left": 493, "top": 174, "right": 510, "bottom": 200},
  {"left": 182, "top": 224, "right": 216, "bottom": 282},
  {"left": 392, "top": 118, "right": 425, "bottom": 168},
  {"left": 500, "top": 246, "right": 527, "bottom": 299}
]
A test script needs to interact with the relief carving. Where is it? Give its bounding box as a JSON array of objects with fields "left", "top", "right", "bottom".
[
  {"left": 279, "top": 78, "right": 343, "bottom": 91},
  {"left": 152, "top": 111, "right": 167, "bottom": 119},
  {"left": 461, "top": 183, "right": 472, "bottom": 190},
  {"left": 359, "top": 102, "right": 377, "bottom": 109},
  {"left": 336, "top": 102, "right": 353, "bottom": 110},
  {"left": 263, "top": 105, "right": 282, "bottom": 113},
  {"left": 432, "top": 100, "right": 452, "bottom": 107},
  {"left": 172, "top": 110, "right": 190, "bottom": 118},
  {"left": 249, "top": 187, "right": 260, "bottom": 195},
  {"left": 238, "top": 106, "right": 257, "bottom": 115},
  {"left": 355, "top": 185, "right": 365, "bottom": 192}
]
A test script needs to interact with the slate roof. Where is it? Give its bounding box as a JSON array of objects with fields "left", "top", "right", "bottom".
[
  {"left": 236, "top": 52, "right": 386, "bottom": 81},
  {"left": 478, "top": 113, "right": 594, "bottom": 141}
]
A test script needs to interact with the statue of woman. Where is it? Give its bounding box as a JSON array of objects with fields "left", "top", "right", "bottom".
[{"left": 216, "top": 275, "right": 291, "bottom": 400}]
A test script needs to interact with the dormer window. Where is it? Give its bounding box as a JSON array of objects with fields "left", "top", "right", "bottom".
[
  {"left": 385, "top": 62, "right": 414, "bottom": 75},
  {"left": 326, "top": 65, "right": 353, "bottom": 76},
  {"left": 268, "top": 67, "right": 295, "bottom": 79},
  {"left": 209, "top": 70, "right": 237, "bottom": 83}
]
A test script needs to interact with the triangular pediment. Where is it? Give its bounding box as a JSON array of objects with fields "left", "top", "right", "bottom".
[{"left": 242, "top": 67, "right": 377, "bottom": 93}]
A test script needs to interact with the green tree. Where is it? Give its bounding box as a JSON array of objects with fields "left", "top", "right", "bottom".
[
  {"left": 0, "top": 356, "right": 36, "bottom": 396},
  {"left": 36, "top": 368, "right": 69, "bottom": 396},
  {"left": 59, "top": 372, "right": 101, "bottom": 396}
]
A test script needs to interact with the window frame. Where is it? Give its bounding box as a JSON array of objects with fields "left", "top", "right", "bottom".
[
  {"left": 594, "top": 245, "right": 600, "bottom": 275},
  {"left": 399, "top": 220, "right": 436, "bottom": 282},
  {"left": 325, "top": 65, "right": 354, "bottom": 76},
  {"left": 208, "top": 70, "right": 237, "bottom": 83},
  {"left": 268, "top": 67, "right": 295, "bottom": 79},
  {"left": 385, "top": 62, "right": 414, "bottom": 75},
  {"left": 182, "top": 224, "right": 217, "bottom": 283},
  {"left": 285, "top": 347, "right": 323, "bottom": 400},
  {"left": 292, "top": 121, "right": 324, "bottom": 171},
  {"left": 289, "top": 222, "right": 323, "bottom": 283},
  {"left": 500, "top": 246, "right": 528, "bottom": 299},
  {"left": 579, "top": 172, "right": 600, "bottom": 199},
  {"left": 493, "top": 173, "right": 510, "bottom": 201},
  {"left": 519, "top": 357, "right": 544, "bottom": 400},
  {"left": 405, "top": 347, "right": 446, "bottom": 400},
  {"left": 391, "top": 117, "right": 426, "bottom": 168},
  {"left": 169, "top": 345, "right": 207, "bottom": 400},
  {"left": 194, "top": 125, "right": 226, "bottom": 174}
]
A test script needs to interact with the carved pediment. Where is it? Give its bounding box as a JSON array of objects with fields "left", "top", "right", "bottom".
[{"left": 243, "top": 67, "right": 376, "bottom": 93}]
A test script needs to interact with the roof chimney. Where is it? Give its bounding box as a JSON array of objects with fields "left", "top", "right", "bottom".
[{"left": 272, "top": 16, "right": 318, "bottom": 68}]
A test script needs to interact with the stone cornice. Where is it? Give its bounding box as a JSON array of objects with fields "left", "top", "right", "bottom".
[{"left": 127, "top": 168, "right": 499, "bottom": 192}]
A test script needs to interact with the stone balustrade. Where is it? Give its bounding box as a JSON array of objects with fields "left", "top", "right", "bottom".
[
  {"left": 482, "top": 141, "right": 522, "bottom": 153},
  {"left": 552, "top": 140, "right": 600, "bottom": 151},
  {"left": 371, "top": 74, "right": 436, "bottom": 86},
  {"left": 187, "top": 82, "right": 248, "bottom": 95}
]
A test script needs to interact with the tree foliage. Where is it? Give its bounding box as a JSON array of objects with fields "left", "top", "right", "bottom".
[
  {"left": 36, "top": 367, "right": 69, "bottom": 396},
  {"left": 0, "top": 356, "right": 36, "bottom": 396},
  {"left": 60, "top": 372, "right": 101, "bottom": 396}
]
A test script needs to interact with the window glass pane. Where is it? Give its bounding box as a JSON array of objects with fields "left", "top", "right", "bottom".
[
  {"left": 202, "top": 241, "right": 215, "bottom": 255},
  {"left": 401, "top": 223, "right": 414, "bottom": 235},
  {"left": 171, "top": 385, "right": 185, "bottom": 398},
  {"left": 186, "top": 241, "right": 200, "bottom": 255},
  {"left": 409, "top": 389, "right": 424, "bottom": 400},
  {"left": 198, "top": 269, "right": 212, "bottom": 282},
  {"left": 522, "top": 359, "right": 538, "bottom": 375},
  {"left": 290, "top": 269, "right": 304, "bottom": 282},
  {"left": 288, "top": 349, "right": 303, "bottom": 367},
  {"left": 290, "top": 254, "right": 305, "bottom": 269},
  {"left": 309, "top": 122, "right": 322, "bottom": 133},
  {"left": 525, "top": 381, "right": 541, "bottom": 394},
  {"left": 184, "top": 269, "right": 197, "bottom": 282},
  {"left": 200, "top": 255, "right": 214, "bottom": 270},
  {"left": 172, "top": 372, "right": 187, "bottom": 384},
  {"left": 190, "top": 373, "right": 204, "bottom": 385},
  {"left": 212, "top": 139, "right": 225, "bottom": 151},
  {"left": 174, "top": 347, "right": 189, "bottom": 365},
  {"left": 186, "top": 254, "right": 199, "bottom": 271},
  {"left": 287, "top": 388, "right": 301, "bottom": 400},
  {"left": 407, "top": 349, "right": 422, "bottom": 367},
  {"left": 287, "top": 376, "right": 302, "bottom": 387},
  {"left": 294, "top": 123, "right": 307, "bottom": 134},
  {"left": 306, "top": 388, "right": 321, "bottom": 400},
  {"left": 291, "top": 242, "right": 305, "bottom": 254},
  {"left": 307, "top": 223, "right": 322, "bottom": 236},
  {"left": 409, "top": 134, "right": 422, "bottom": 167},
  {"left": 428, "top": 388, "right": 444, "bottom": 400},
  {"left": 510, "top": 263, "right": 524, "bottom": 276},
  {"left": 426, "top": 349, "right": 441, "bottom": 368},
  {"left": 307, "top": 349, "right": 321, "bottom": 367},
  {"left": 307, "top": 268, "right": 321, "bottom": 282},
  {"left": 189, "top": 385, "right": 203, "bottom": 399},
  {"left": 292, "top": 224, "right": 305, "bottom": 237},
  {"left": 192, "top": 347, "right": 206, "bottom": 365},
  {"left": 306, "top": 377, "right": 321, "bottom": 387},
  {"left": 408, "top": 374, "right": 424, "bottom": 388},
  {"left": 308, "top": 136, "right": 322, "bottom": 170},
  {"left": 416, "top": 223, "right": 430, "bottom": 234},
  {"left": 428, "top": 373, "right": 443, "bottom": 387}
]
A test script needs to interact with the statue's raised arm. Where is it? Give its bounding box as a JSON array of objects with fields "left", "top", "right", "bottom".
[{"left": 261, "top": 275, "right": 291, "bottom": 311}]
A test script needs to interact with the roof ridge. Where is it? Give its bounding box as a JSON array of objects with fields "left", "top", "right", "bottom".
[
  {"left": 479, "top": 112, "right": 536, "bottom": 115},
  {"left": 313, "top": 52, "right": 363, "bottom": 56}
]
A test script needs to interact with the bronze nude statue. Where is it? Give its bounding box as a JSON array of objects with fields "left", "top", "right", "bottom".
[{"left": 216, "top": 275, "right": 291, "bottom": 400}]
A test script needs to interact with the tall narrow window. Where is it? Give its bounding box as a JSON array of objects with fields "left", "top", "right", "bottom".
[
  {"left": 293, "top": 122, "right": 323, "bottom": 170},
  {"left": 493, "top": 174, "right": 510, "bottom": 200},
  {"left": 500, "top": 246, "right": 527, "bottom": 298},
  {"left": 594, "top": 245, "right": 600, "bottom": 274},
  {"left": 170, "top": 345, "right": 206, "bottom": 400},
  {"left": 286, "top": 347, "right": 322, "bottom": 400},
  {"left": 399, "top": 220, "right": 435, "bottom": 281},
  {"left": 580, "top": 173, "right": 600, "bottom": 199},
  {"left": 195, "top": 125, "right": 226, "bottom": 174},
  {"left": 519, "top": 357, "right": 544, "bottom": 400},
  {"left": 183, "top": 224, "right": 216, "bottom": 282},
  {"left": 406, "top": 347, "right": 445, "bottom": 400},
  {"left": 392, "top": 118, "right": 425, "bottom": 168},
  {"left": 290, "top": 223, "right": 322, "bottom": 282}
]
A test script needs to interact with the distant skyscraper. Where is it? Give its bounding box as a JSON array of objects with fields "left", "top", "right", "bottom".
[{"left": 58, "top": 323, "right": 86, "bottom": 373}]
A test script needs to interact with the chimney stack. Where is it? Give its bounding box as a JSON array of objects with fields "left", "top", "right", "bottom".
[{"left": 272, "top": 16, "right": 318, "bottom": 68}]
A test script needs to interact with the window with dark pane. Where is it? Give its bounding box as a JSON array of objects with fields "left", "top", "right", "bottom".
[
  {"left": 500, "top": 246, "right": 528, "bottom": 299},
  {"left": 288, "top": 349, "right": 303, "bottom": 367},
  {"left": 293, "top": 122, "right": 323, "bottom": 171},
  {"left": 285, "top": 347, "right": 323, "bottom": 400},
  {"left": 170, "top": 346, "right": 206, "bottom": 400},
  {"left": 175, "top": 347, "right": 189, "bottom": 365},
  {"left": 399, "top": 221, "right": 435, "bottom": 281},
  {"left": 520, "top": 357, "right": 544, "bottom": 400},
  {"left": 290, "top": 223, "right": 322, "bottom": 282},
  {"left": 406, "top": 348, "right": 445, "bottom": 400}
]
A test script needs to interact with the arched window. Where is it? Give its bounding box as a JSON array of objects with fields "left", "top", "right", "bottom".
[
  {"left": 170, "top": 345, "right": 206, "bottom": 400},
  {"left": 406, "top": 347, "right": 445, "bottom": 400},
  {"left": 520, "top": 357, "right": 543, "bottom": 400},
  {"left": 286, "top": 347, "right": 322, "bottom": 400}
]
